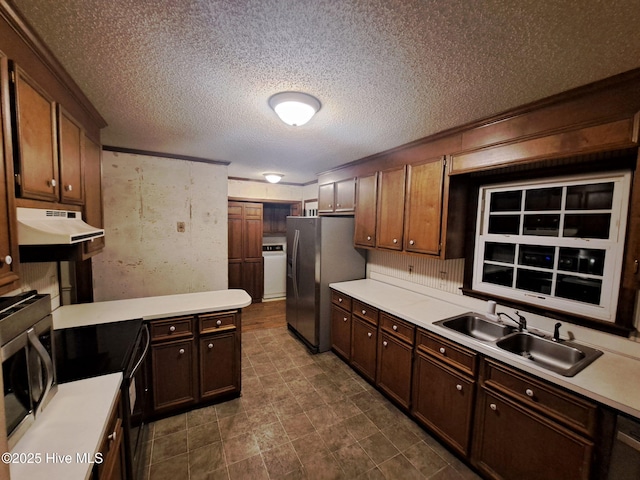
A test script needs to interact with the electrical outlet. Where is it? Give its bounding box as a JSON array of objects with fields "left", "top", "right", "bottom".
[{"left": 177, "top": 221, "right": 186, "bottom": 233}]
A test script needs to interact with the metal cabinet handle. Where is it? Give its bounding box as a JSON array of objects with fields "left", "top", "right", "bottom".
[
  {"left": 1, "top": 255, "right": 11, "bottom": 266},
  {"left": 362, "top": 309, "right": 366, "bottom": 315},
  {"left": 456, "top": 384, "right": 463, "bottom": 391},
  {"left": 216, "top": 319, "right": 222, "bottom": 326},
  {"left": 392, "top": 325, "right": 398, "bottom": 331},
  {"left": 169, "top": 325, "right": 176, "bottom": 332},
  {"left": 328, "top": 203, "right": 332, "bottom": 208},
  {"left": 108, "top": 430, "right": 117, "bottom": 441},
  {"left": 336, "top": 203, "right": 341, "bottom": 207},
  {"left": 208, "top": 343, "right": 214, "bottom": 349},
  {"left": 338, "top": 297, "right": 343, "bottom": 303},
  {"left": 409, "top": 240, "right": 415, "bottom": 245},
  {"left": 343, "top": 317, "right": 348, "bottom": 322},
  {"left": 367, "top": 332, "right": 372, "bottom": 338},
  {"left": 367, "top": 236, "right": 371, "bottom": 241},
  {"left": 393, "top": 238, "right": 397, "bottom": 244},
  {"left": 47, "top": 179, "right": 57, "bottom": 188},
  {"left": 490, "top": 403, "right": 497, "bottom": 411},
  {"left": 178, "top": 348, "right": 185, "bottom": 355},
  {"left": 525, "top": 388, "right": 534, "bottom": 398},
  {"left": 439, "top": 347, "right": 446, "bottom": 354},
  {"left": 383, "top": 341, "right": 388, "bottom": 347},
  {"left": 64, "top": 184, "right": 73, "bottom": 191}
]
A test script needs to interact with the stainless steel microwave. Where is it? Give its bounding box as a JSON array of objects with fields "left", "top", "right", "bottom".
[{"left": 1, "top": 292, "right": 57, "bottom": 449}]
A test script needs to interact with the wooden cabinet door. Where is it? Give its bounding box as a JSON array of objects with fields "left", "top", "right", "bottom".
[
  {"left": 404, "top": 158, "right": 445, "bottom": 255},
  {"left": 354, "top": 173, "right": 377, "bottom": 247},
  {"left": 200, "top": 332, "right": 238, "bottom": 400},
  {"left": 334, "top": 178, "right": 356, "bottom": 212},
  {"left": 350, "top": 316, "right": 377, "bottom": 383},
  {"left": 376, "top": 166, "right": 406, "bottom": 250},
  {"left": 0, "top": 55, "right": 19, "bottom": 294},
  {"left": 12, "top": 64, "right": 58, "bottom": 202},
  {"left": 83, "top": 134, "right": 105, "bottom": 256},
  {"left": 95, "top": 392, "right": 126, "bottom": 480},
  {"left": 331, "top": 304, "right": 351, "bottom": 361},
  {"left": 228, "top": 201, "right": 263, "bottom": 300},
  {"left": 473, "top": 388, "right": 593, "bottom": 480},
  {"left": 318, "top": 182, "right": 335, "bottom": 212},
  {"left": 58, "top": 105, "right": 84, "bottom": 204},
  {"left": 151, "top": 339, "right": 196, "bottom": 411},
  {"left": 412, "top": 352, "right": 475, "bottom": 456},
  {"left": 376, "top": 332, "right": 413, "bottom": 409},
  {"left": 242, "top": 259, "right": 264, "bottom": 302}
]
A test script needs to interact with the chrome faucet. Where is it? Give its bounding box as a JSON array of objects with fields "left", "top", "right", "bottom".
[{"left": 497, "top": 311, "right": 527, "bottom": 332}]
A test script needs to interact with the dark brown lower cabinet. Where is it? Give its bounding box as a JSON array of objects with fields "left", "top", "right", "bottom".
[
  {"left": 376, "top": 331, "right": 413, "bottom": 409},
  {"left": 330, "top": 304, "right": 351, "bottom": 361},
  {"left": 149, "top": 310, "right": 242, "bottom": 418},
  {"left": 350, "top": 316, "right": 377, "bottom": 383},
  {"left": 95, "top": 391, "right": 126, "bottom": 480},
  {"left": 412, "top": 351, "right": 475, "bottom": 456},
  {"left": 473, "top": 388, "right": 593, "bottom": 480},
  {"left": 151, "top": 339, "right": 197, "bottom": 412},
  {"left": 200, "top": 331, "right": 239, "bottom": 400}
]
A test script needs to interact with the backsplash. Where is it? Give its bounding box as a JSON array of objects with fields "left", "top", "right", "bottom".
[
  {"left": 367, "top": 250, "right": 464, "bottom": 295},
  {"left": 6, "top": 262, "right": 61, "bottom": 309}
]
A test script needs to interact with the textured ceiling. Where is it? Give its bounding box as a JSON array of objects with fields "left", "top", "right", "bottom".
[{"left": 11, "top": 0, "right": 640, "bottom": 184}]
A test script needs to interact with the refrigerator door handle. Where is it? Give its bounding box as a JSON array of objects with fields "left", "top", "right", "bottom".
[{"left": 292, "top": 229, "right": 300, "bottom": 300}]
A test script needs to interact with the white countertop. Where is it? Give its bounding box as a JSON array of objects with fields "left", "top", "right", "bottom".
[
  {"left": 10, "top": 373, "right": 123, "bottom": 480},
  {"left": 53, "top": 289, "right": 252, "bottom": 329},
  {"left": 330, "top": 278, "right": 640, "bottom": 419}
]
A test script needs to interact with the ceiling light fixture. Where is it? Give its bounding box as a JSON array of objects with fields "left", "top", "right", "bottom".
[
  {"left": 268, "top": 91, "right": 321, "bottom": 126},
  {"left": 264, "top": 173, "right": 284, "bottom": 184}
]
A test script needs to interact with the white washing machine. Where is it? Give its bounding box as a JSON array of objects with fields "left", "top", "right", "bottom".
[{"left": 262, "top": 244, "right": 286, "bottom": 300}]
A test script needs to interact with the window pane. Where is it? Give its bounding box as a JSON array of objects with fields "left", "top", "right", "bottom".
[
  {"left": 523, "top": 214, "right": 560, "bottom": 236},
  {"left": 563, "top": 214, "right": 611, "bottom": 239},
  {"left": 515, "top": 269, "right": 552, "bottom": 295},
  {"left": 519, "top": 245, "right": 555, "bottom": 269},
  {"left": 483, "top": 264, "right": 513, "bottom": 287},
  {"left": 566, "top": 182, "right": 614, "bottom": 210},
  {"left": 555, "top": 275, "right": 602, "bottom": 305},
  {"left": 525, "top": 187, "right": 562, "bottom": 211},
  {"left": 484, "top": 243, "right": 515, "bottom": 263},
  {"left": 490, "top": 191, "right": 522, "bottom": 212},
  {"left": 558, "top": 248, "right": 605, "bottom": 275},
  {"left": 488, "top": 215, "right": 520, "bottom": 235}
]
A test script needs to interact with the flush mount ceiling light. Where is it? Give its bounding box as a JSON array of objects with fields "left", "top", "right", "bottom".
[
  {"left": 264, "top": 173, "right": 284, "bottom": 184},
  {"left": 268, "top": 91, "right": 321, "bottom": 126}
]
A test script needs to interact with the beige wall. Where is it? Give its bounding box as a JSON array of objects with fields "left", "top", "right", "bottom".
[
  {"left": 228, "top": 178, "right": 317, "bottom": 203},
  {"left": 92, "top": 152, "right": 228, "bottom": 301}
]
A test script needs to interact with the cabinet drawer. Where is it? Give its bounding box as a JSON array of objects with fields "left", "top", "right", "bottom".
[
  {"left": 482, "top": 358, "right": 597, "bottom": 437},
  {"left": 150, "top": 317, "right": 194, "bottom": 341},
  {"left": 200, "top": 311, "right": 237, "bottom": 334},
  {"left": 416, "top": 329, "right": 477, "bottom": 376},
  {"left": 331, "top": 290, "right": 352, "bottom": 311},
  {"left": 380, "top": 312, "right": 415, "bottom": 345},
  {"left": 352, "top": 300, "right": 379, "bottom": 325}
]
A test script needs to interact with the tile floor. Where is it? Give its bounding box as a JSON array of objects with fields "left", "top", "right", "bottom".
[{"left": 142, "top": 326, "right": 480, "bottom": 480}]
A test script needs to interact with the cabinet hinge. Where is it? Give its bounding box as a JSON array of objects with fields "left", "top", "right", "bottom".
[
  {"left": 443, "top": 158, "right": 447, "bottom": 168},
  {"left": 10, "top": 70, "right": 15, "bottom": 83},
  {"left": 14, "top": 173, "right": 20, "bottom": 186}
]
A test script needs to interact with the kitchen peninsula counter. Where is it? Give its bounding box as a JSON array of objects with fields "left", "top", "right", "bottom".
[
  {"left": 330, "top": 277, "right": 640, "bottom": 420},
  {"left": 52, "top": 289, "right": 252, "bottom": 329}
]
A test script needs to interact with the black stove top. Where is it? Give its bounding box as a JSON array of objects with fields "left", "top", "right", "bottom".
[{"left": 54, "top": 318, "right": 144, "bottom": 384}]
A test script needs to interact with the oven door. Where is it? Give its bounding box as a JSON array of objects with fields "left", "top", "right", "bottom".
[
  {"left": 123, "top": 323, "right": 150, "bottom": 480},
  {"left": 2, "top": 332, "right": 34, "bottom": 449}
]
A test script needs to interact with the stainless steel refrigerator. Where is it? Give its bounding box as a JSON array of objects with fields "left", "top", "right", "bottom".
[{"left": 286, "top": 216, "right": 366, "bottom": 353}]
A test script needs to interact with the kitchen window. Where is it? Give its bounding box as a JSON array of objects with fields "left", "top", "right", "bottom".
[{"left": 472, "top": 171, "right": 632, "bottom": 322}]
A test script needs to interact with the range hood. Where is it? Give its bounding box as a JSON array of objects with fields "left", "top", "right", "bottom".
[{"left": 17, "top": 208, "right": 104, "bottom": 245}]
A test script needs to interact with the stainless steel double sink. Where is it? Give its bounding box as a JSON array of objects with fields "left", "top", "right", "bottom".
[{"left": 433, "top": 313, "right": 603, "bottom": 377}]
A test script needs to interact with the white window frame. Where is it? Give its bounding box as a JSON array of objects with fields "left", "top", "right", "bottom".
[{"left": 472, "top": 170, "right": 632, "bottom": 322}]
